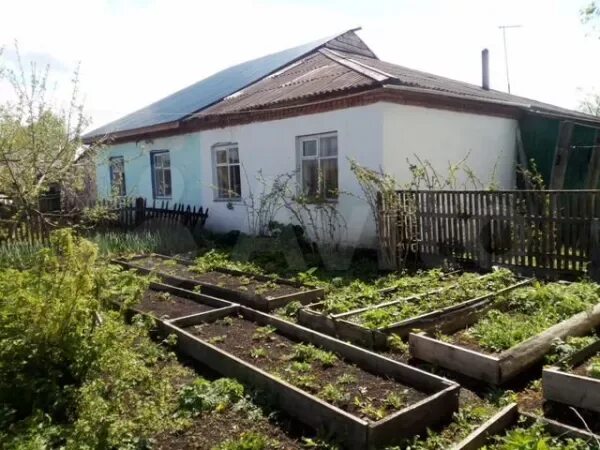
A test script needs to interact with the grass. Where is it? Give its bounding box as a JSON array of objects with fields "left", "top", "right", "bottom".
[
  {"left": 318, "top": 268, "right": 455, "bottom": 315},
  {"left": 482, "top": 421, "right": 595, "bottom": 450},
  {"left": 351, "top": 268, "right": 518, "bottom": 329},
  {"left": 463, "top": 281, "right": 600, "bottom": 352}
]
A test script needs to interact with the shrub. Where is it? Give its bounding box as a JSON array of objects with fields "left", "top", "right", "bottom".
[
  {"left": 0, "top": 229, "right": 188, "bottom": 448},
  {"left": 179, "top": 378, "right": 245, "bottom": 416}
]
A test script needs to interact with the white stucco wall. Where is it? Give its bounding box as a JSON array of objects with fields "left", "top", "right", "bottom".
[
  {"left": 382, "top": 103, "right": 518, "bottom": 189},
  {"left": 96, "top": 101, "right": 518, "bottom": 248},
  {"left": 199, "top": 104, "right": 384, "bottom": 247}
]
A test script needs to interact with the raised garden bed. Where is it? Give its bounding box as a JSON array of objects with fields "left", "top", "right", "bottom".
[
  {"left": 543, "top": 337, "right": 600, "bottom": 413},
  {"left": 297, "top": 269, "right": 461, "bottom": 338},
  {"left": 114, "top": 254, "right": 324, "bottom": 311},
  {"left": 161, "top": 305, "right": 459, "bottom": 450},
  {"left": 410, "top": 281, "right": 600, "bottom": 384},
  {"left": 300, "top": 269, "right": 528, "bottom": 350},
  {"left": 454, "top": 403, "right": 600, "bottom": 450}
]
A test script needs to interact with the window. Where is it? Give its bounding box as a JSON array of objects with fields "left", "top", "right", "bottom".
[
  {"left": 151, "top": 150, "right": 172, "bottom": 198},
  {"left": 298, "top": 132, "right": 338, "bottom": 200},
  {"left": 213, "top": 144, "right": 241, "bottom": 200},
  {"left": 109, "top": 156, "right": 126, "bottom": 196}
]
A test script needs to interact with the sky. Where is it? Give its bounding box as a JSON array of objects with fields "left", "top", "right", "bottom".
[{"left": 1, "top": 0, "right": 599, "bottom": 132}]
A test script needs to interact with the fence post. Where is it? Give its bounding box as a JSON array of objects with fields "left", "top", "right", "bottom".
[
  {"left": 591, "top": 218, "right": 600, "bottom": 282},
  {"left": 135, "top": 197, "right": 145, "bottom": 227}
]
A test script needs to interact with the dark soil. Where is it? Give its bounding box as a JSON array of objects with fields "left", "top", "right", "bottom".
[
  {"left": 134, "top": 256, "right": 302, "bottom": 299},
  {"left": 135, "top": 289, "right": 214, "bottom": 320},
  {"left": 187, "top": 316, "right": 427, "bottom": 422},
  {"left": 570, "top": 353, "right": 600, "bottom": 378},
  {"left": 154, "top": 407, "right": 303, "bottom": 449}
]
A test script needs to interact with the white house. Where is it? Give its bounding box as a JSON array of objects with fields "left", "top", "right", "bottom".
[{"left": 84, "top": 29, "right": 600, "bottom": 247}]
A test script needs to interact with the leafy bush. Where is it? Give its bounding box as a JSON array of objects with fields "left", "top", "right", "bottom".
[
  {"left": 486, "top": 421, "right": 593, "bottom": 449},
  {"left": 179, "top": 378, "right": 245, "bottom": 416},
  {"left": 0, "top": 229, "right": 188, "bottom": 448},
  {"left": 194, "top": 249, "right": 263, "bottom": 274},
  {"left": 468, "top": 281, "right": 600, "bottom": 352}
]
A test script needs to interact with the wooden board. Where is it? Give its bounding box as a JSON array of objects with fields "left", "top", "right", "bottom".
[
  {"left": 542, "top": 339, "right": 600, "bottom": 413},
  {"left": 454, "top": 405, "right": 600, "bottom": 450},
  {"left": 114, "top": 254, "right": 324, "bottom": 311},
  {"left": 165, "top": 305, "right": 459, "bottom": 449},
  {"left": 410, "top": 303, "right": 600, "bottom": 385}
]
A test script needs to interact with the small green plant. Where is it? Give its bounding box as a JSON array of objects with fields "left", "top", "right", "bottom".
[
  {"left": 318, "top": 384, "right": 346, "bottom": 404},
  {"left": 587, "top": 356, "right": 600, "bottom": 379},
  {"left": 336, "top": 373, "right": 357, "bottom": 385},
  {"left": 218, "top": 316, "right": 234, "bottom": 327},
  {"left": 387, "top": 334, "right": 409, "bottom": 353},
  {"left": 250, "top": 347, "right": 268, "bottom": 359},
  {"left": 288, "top": 361, "right": 312, "bottom": 373},
  {"left": 384, "top": 391, "right": 406, "bottom": 410},
  {"left": 291, "top": 344, "right": 338, "bottom": 368},
  {"left": 157, "top": 291, "right": 172, "bottom": 301},
  {"left": 208, "top": 335, "right": 226, "bottom": 344},
  {"left": 252, "top": 325, "right": 276, "bottom": 341},
  {"left": 179, "top": 377, "right": 245, "bottom": 416},
  {"left": 212, "top": 431, "right": 274, "bottom": 450}
]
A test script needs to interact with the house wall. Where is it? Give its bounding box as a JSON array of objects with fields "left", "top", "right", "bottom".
[
  {"left": 199, "top": 104, "right": 384, "bottom": 247},
  {"left": 95, "top": 133, "right": 203, "bottom": 205},
  {"left": 382, "top": 103, "right": 518, "bottom": 189},
  {"left": 96, "top": 101, "right": 519, "bottom": 249}
]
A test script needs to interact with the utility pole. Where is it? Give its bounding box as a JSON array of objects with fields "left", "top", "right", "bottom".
[{"left": 498, "top": 24, "right": 522, "bottom": 94}]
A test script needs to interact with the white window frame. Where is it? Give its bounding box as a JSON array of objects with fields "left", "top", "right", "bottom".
[
  {"left": 296, "top": 131, "right": 338, "bottom": 201},
  {"left": 212, "top": 143, "right": 242, "bottom": 200},
  {"left": 151, "top": 150, "right": 172, "bottom": 199}
]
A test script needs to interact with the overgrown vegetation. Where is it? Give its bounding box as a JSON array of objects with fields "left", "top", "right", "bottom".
[
  {"left": 0, "top": 230, "right": 188, "bottom": 448},
  {"left": 458, "top": 281, "right": 600, "bottom": 352},
  {"left": 318, "top": 268, "right": 454, "bottom": 315},
  {"left": 482, "top": 421, "right": 596, "bottom": 450},
  {"left": 350, "top": 268, "right": 518, "bottom": 329}
]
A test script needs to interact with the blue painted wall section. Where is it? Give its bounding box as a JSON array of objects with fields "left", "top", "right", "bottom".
[{"left": 96, "top": 132, "right": 204, "bottom": 206}]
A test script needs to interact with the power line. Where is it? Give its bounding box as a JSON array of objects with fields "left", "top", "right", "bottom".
[{"left": 498, "top": 24, "right": 522, "bottom": 94}]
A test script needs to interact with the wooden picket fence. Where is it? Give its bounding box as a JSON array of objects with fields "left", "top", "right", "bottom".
[
  {"left": 95, "top": 197, "right": 209, "bottom": 230},
  {"left": 0, "top": 197, "right": 209, "bottom": 246},
  {"left": 379, "top": 190, "right": 600, "bottom": 280}
]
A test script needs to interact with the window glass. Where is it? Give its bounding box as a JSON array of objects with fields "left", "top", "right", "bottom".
[
  {"left": 321, "top": 158, "right": 338, "bottom": 198},
  {"left": 109, "top": 157, "right": 126, "bottom": 196},
  {"left": 302, "top": 159, "right": 319, "bottom": 197},
  {"left": 320, "top": 136, "right": 337, "bottom": 157},
  {"left": 297, "top": 133, "right": 338, "bottom": 200},
  {"left": 216, "top": 150, "right": 227, "bottom": 164},
  {"left": 302, "top": 140, "right": 317, "bottom": 157},
  {"left": 152, "top": 151, "right": 172, "bottom": 198},
  {"left": 228, "top": 148, "right": 239, "bottom": 164},
  {"left": 214, "top": 145, "right": 241, "bottom": 199}
]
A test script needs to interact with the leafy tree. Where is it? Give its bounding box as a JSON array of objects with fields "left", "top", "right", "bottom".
[
  {"left": 580, "top": 90, "right": 600, "bottom": 116},
  {"left": 0, "top": 44, "right": 94, "bottom": 222},
  {"left": 582, "top": 1, "right": 600, "bottom": 35}
]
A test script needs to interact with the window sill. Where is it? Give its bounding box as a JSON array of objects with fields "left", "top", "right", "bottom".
[{"left": 213, "top": 198, "right": 242, "bottom": 203}]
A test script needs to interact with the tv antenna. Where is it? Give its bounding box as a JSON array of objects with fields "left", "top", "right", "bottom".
[{"left": 498, "top": 24, "right": 522, "bottom": 93}]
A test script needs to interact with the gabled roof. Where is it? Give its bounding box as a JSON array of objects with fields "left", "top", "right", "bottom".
[
  {"left": 83, "top": 29, "right": 373, "bottom": 141},
  {"left": 85, "top": 28, "right": 600, "bottom": 143},
  {"left": 190, "top": 47, "right": 600, "bottom": 127}
]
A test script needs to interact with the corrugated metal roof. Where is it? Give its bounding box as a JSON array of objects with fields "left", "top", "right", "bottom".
[
  {"left": 83, "top": 30, "right": 363, "bottom": 139},
  {"left": 327, "top": 50, "right": 600, "bottom": 124},
  {"left": 195, "top": 52, "right": 377, "bottom": 116},
  {"left": 195, "top": 48, "right": 600, "bottom": 126}
]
